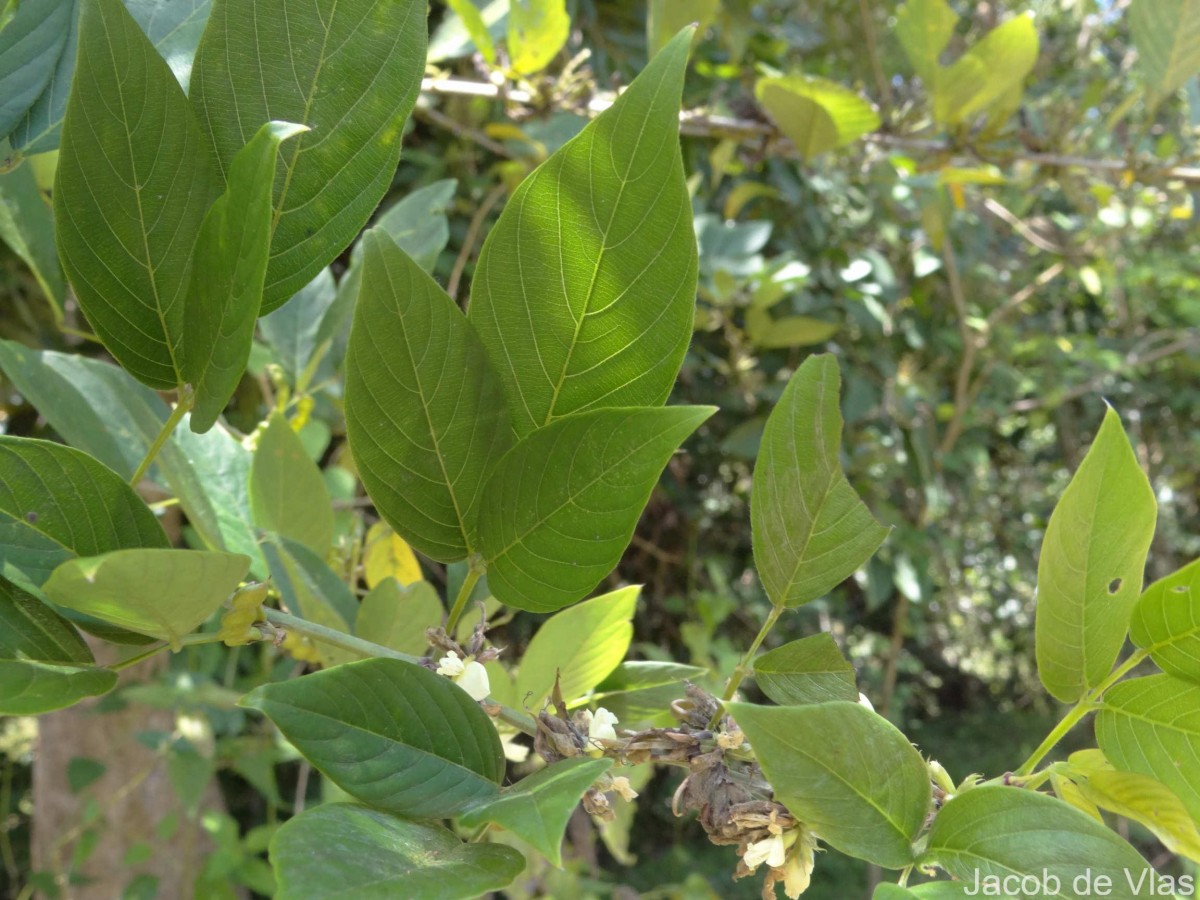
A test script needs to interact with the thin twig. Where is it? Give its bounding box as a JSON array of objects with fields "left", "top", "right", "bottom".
[
  {"left": 938, "top": 238, "right": 975, "bottom": 457},
  {"left": 415, "top": 104, "right": 512, "bottom": 157},
  {"left": 985, "top": 262, "right": 1065, "bottom": 330},
  {"left": 857, "top": 0, "right": 892, "bottom": 111},
  {"left": 982, "top": 198, "right": 1063, "bottom": 253},
  {"left": 447, "top": 182, "right": 507, "bottom": 304}
]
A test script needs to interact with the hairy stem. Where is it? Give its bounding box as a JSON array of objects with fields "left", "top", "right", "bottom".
[{"left": 129, "top": 389, "right": 193, "bottom": 486}]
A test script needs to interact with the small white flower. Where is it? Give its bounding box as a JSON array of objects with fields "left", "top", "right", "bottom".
[
  {"left": 436, "top": 651, "right": 466, "bottom": 678},
  {"left": 781, "top": 828, "right": 819, "bottom": 899},
  {"left": 588, "top": 707, "right": 619, "bottom": 742},
  {"left": 857, "top": 692, "right": 875, "bottom": 712},
  {"left": 500, "top": 733, "right": 530, "bottom": 763},
  {"left": 744, "top": 833, "right": 787, "bottom": 870},
  {"left": 610, "top": 776, "right": 638, "bottom": 802},
  {"left": 435, "top": 651, "right": 491, "bottom": 701}
]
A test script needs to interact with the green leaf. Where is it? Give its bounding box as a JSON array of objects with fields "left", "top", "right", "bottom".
[
  {"left": 345, "top": 232, "right": 514, "bottom": 561},
  {"left": 922, "top": 785, "right": 1152, "bottom": 900},
  {"left": 444, "top": 0, "right": 495, "bottom": 64},
  {"left": 0, "top": 661, "right": 117, "bottom": 715},
  {"left": 751, "top": 355, "right": 889, "bottom": 608},
  {"left": 1097, "top": 673, "right": 1200, "bottom": 822},
  {"left": 1074, "top": 768, "right": 1200, "bottom": 862},
  {"left": 0, "top": 146, "right": 65, "bottom": 315},
  {"left": 261, "top": 536, "right": 357, "bottom": 667},
  {"left": 270, "top": 804, "right": 524, "bottom": 900},
  {"left": 508, "top": 0, "right": 569, "bottom": 75},
  {"left": 895, "top": 0, "right": 957, "bottom": 84},
  {"left": 594, "top": 661, "right": 707, "bottom": 694},
  {"left": 1130, "top": 557, "right": 1200, "bottom": 684},
  {"left": 746, "top": 311, "right": 840, "bottom": 349},
  {"left": 0, "top": 0, "right": 72, "bottom": 141},
  {"left": 189, "top": 0, "right": 427, "bottom": 311},
  {"left": 459, "top": 758, "right": 612, "bottom": 866},
  {"left": 356, "top": 579, "right": 443, "bottom": 658},
  {"left": 43, "top": 549, "right": 249, "bottom": 645},
  {"left": 242, "top": 658, "right": 505, "bottom": 818},
  {"left": 0, "top": 436, "right": 168, "bottom": 588},
  {"left": 647, "top": 0, "right": 716, "bottom": 57},
  {"left": 184, "top": 121, "right": 307, "bottom": 434},
  {"left": 514, "top": 586, "right": 638, "bottom": 708},
  {"left": 873, "top": 887, "right": 920, "bottom": 900},
  {"left": 1034, "top": 408, "right": 1157, "bottom": 703},
  {"left": 468, "top": 28, "right": 697, "bottom": 437},
  {"left": 249, "top": 412, "right": 334, "bottom": 555},
  {"left": 935, "top": 13, "right": 1039, "bottom": 125},
  {"left": 755, "top": 75, "right": 880, "bottom": 159},
  {"left": 259, "top": 268, "right": 344, "bottom": 389},
  {"left": 752, "top": 634, "right": 858, "bottom": 705},
  {"left": 54, "top": 0, "right": 220, "bottom": 389},
  {"left": 0, "top": 574, "right": 91, "bottom": 664},
  {"left": 478, "top": 406, "right": 714, "bottom": 612},
  {"left": 728, "top": 700, "right": 930, "bottom": 868},
  {"left": 1130, "top": 0, "right": 1200, "bottom": 107}
]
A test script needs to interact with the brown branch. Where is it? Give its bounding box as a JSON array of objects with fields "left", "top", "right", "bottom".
[{"left": 981, "top": 198, "right": 1063, "bottom": 253}]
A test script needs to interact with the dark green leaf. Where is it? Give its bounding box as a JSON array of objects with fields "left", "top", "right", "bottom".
[
  {"left": 752, "top": 634, "right": 858, "bottom": 705},
  {"left": 0, "top": 661, "right": 117, "bottom": 715},
  {"left": 478, "top": 406, "right": 714, "bottom": 612},
  {"left": 595, "top": 661, "right": 707, "bottom": 693},
  {"left": 0, "top": 0, "right": 72, "bottom": 140},
  {"left": 54, "top": 0, "right": 220, "bottom": 389},
  {"left": 189, "top": 0, "right": 427, "bottom": 311},
  {"left": 459, "top": 758, "right": 612, "bottom": 866},
  {"left": 242, "top": 658, "right": 505, "bottom": 817},
  {"left": 1130, "top": 557, "right": 1200, "bottom": 684},
  {"left": 728, "top": 700, "right": 929, "bottom": 867},
  {"left": 468, "top": 29, "right": 697, "bottom": 437},
  {"left": 922, "top": 785, "right": 1152, "bottom": 900},
  {"left": 184, "top": 121, "right": 307, "bottom": 433},
  {"left": 249, "top": 412, "right": 333, "bottom": 555},
  {"left": 1035, "top": 408, "right": 1157, "bottom": 702},
  {"left": 0, "top": 148, "right": 65, "bottom": 314},
  {"left": 345, "top": 232, "right": 513, "bottom": 561},
  {"left": 270, "top": 804, "right": 523, "bottom": 900},
  {"left": 0, "top": 574, "right": 91, "bottom": 663},
  {"left": 752, "top": 354, "right": 889, "bottom": 608}
]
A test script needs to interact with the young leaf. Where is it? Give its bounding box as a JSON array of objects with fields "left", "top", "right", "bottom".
[
  {"left": 507, "top": 0, "right": 569, "bottom": 75},
  {"left": 755, "top": 75, "right": 880, "bottom": 159},
  {"left": 0, "top": 0, "right": 72, "bottom": 141},
  {"left": 444, "top": 0, "right": 495, "bottom": 65},
  {"left": 1034, "top": 408, "right": 1156, "bottom": 703},
  {"left": 478, "top": 406, "right": 714, "bottom": 612},
  {"left": 935, "top": 13, "right": 1039, "bottom": 125},
  {"left": 356, "top": 579, "right": 443, "bottom": 658},
  {"left": 54, "top": 0, "right": 220, "bottom": 389},
  {"left": 922, "top": 785, "right": 1152, "bottom": 899},
  {"left": 241, "top": 658, "right": 505, "bottom": 818},
  {"left": 345, "top": 232, "right": 513, "bottom": 561},
  {"left": 514, "top": 586, "right": 639, "bottom": 708},
  {"left": 189, "top": 0, "right": 427, "bottom": 310},
  {"left": 0, "top": 148, "right": 66, "bottom": 315},
  {"left": 895, "top": 0, "right": 957, "bottom": 84},
  {"left": 751, "top": 354, "right": 889, "bottom": 608},
  {"left": 261, "top": 536, "right": 357, "bottom": 667},
  {"left": 249, "top": 412, "right": 334, "bottom": 555},
  {"left": 0, "top": 661, "right": 117, "bottom": 715},
  {"left": 1096, "top": 673, "right": 1200, "bottom": 822},
  {"left": 468, "top": 28, "right": 697, "bottom": 437},
  {"left": 459, "top": 758, "right": 613, "bottom": 867},
  {"left": 1129, "top": 557, "right": 1200, "bottom": 684},
  {"left": 1075, "top": 768, "right": 1200, "bottom": 862},
  {"left": 752, "top": 633, "right": 859, "bottom": 706},
  {"left": 43, "top": 549, "right": 250, "bottom": 645},
  {"left": 728, "top": 700, "right": 930, "bottom": 868},
  {"left": 0, "top": 436, "right": 168, "bottom": 587},
  {"left": 0, "top": 575, "right": 91, "bottom": 664},
  {"left": 184, "top": 121, "right": 307, "bottom": 434},
  {"left": 270, "top": 804, "right": 524, "bottom": 900},
  {"left": 1130, "top": 0, "right": 1200, "bottom": 107}
]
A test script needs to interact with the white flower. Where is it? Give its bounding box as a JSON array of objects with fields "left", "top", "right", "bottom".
[
  {"left": 857, "top": 692, "right": 875, "bottom": 712},
  {"left": 744, "top": 833, "right": 787, "bottom": 870},
  {"left": 436, "top": 651, "right": 491, "bottom": 701},
  {"left": 781, "top": 828, "right": 819, "bottom": 899},
  {"left": 610, "top": 776, "right": 638, "bottom": 802},
  {"left": 436, "top": 651, "right": 466, "bottom": 678},
  {"left": 588, "top": 707, "right": 619, "bottom": 742},
  {"left": 500, "top": 733, "right": 530, "bottom": 763}
]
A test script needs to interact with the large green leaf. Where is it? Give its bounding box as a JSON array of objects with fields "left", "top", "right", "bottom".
[
  {"left": 1074, "top": 768, "right": 1200, "bottom": 862},
  {"left": 0, "top": 436, "right": 168, "bottom": 587},
  {"left": 1034, "top": 408, "right": 1157, "bottom": 702},
  {"left": 477, "top": 406, "right": 714, "bottom": 612},
  {"left": 514, "top": 586, "right": 638, "bottom": 708},
  {"left": 184, "top": 121, "right": 307, "bottom": 433},
  {"left": 468, "top": 28, "right": 697, "bottom": 437},
  {"left": 1097, "top": 673, "right": 1200, "bottom": 821},
  {"left": 459, "top": 757, "right": 612, "bottom": 866},
  {"left": 0, "top": 147, "right": 65, "bottom": 314},
  {"left": 751, "top": 354, "right": 889, "bottom": 608},
  {"left": 0, "top": 575, "right": 91, "bottom": 664},
  {"left": 922, "top": 786, "right": 1152, "bottom": 900},
  {"left": 345, "top": 232, "right": 514, "bottom": 561},
  {"left": 728, "top": 700, "right": 929, "bottom": 868},
  {"left": 189, "top": 0, "right": 427, "bottom": 311},
  {"left": 895, "top": 0, "right": 957, "bottom": 84},
  {"left": 270, "top": 804, "right": 524, "bottom": 900},
  {"left": 935, "top": 13, "right": 1039, "bottom": 125},
  {"left": 0, "top": 0, "right": 72, "bottom": 141},
  {"left": 54, "top": 0, "right": 220, "bottom": 389},
  {"left": 259, "top": 268, "right": 344, "bottom": 389},
  {"left": 755, "top": 75, "right": 880, "bottom": 159},
  {"left": 355, "top": 579, "right": 443, "bottom": 658},
  {"left": 249, "top": 412, "right": 334, "bottom": 555},
  {"left": 43, "top": 549, "right": 249, "bottom": 645},
  {"left": 507, "top": 0, "right": 569, "bottom": 75},
  {"left": 0, "top": 661, "right": 117, "bottom": 715},
  {"left": 1130, "top": 0, "right": 1200, "bottom": 106},
  {"left": 242, "top": 658, "right": 505, "bottom": 817},
  {"left": 1130, "top": 557, "right": 1200, "bottom": 684},
  {"left": 752, "top": 633, "right": 859, "bottom": 705}
]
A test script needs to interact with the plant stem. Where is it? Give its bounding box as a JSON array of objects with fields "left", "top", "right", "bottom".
[
  {"left": 445, "top": 566, "right": 482, "bottom": 636},
  {"left": 263, "top": 608, "right": 419, "bottom": 664},
  {"left": 108, "top": 632, "right": 226, "bottom": 672},
  {"left": 709, "top": 605, "right": 785, "bottom": 729},
  {"left": 129, "top": 391, "right": 193, "bottom": 486},
  {"left": 1014, "top": 649, "right": 1148, "bottom": 776}
]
